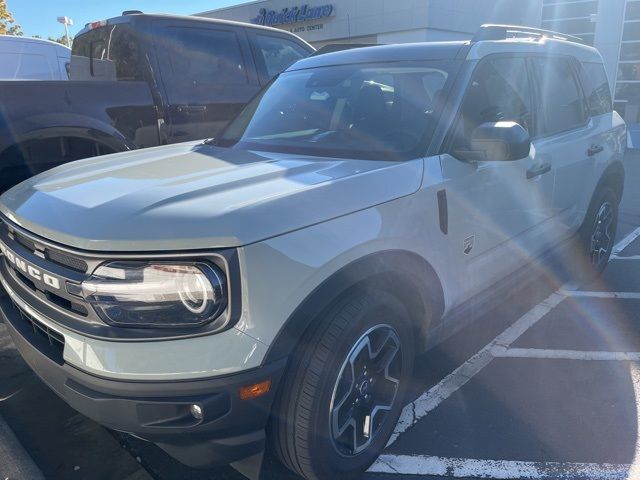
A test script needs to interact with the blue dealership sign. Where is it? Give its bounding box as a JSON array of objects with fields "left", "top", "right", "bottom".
[{"left": 251, "top": 4, "right": 334, "bottom": 27}]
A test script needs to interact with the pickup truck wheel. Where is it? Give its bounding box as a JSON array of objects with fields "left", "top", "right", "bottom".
[
  {"left": 271, "top": 290, "right": 414, "bottom": 480},
  {"left": 579, "top": 186, "right": 618, "bottom": 278}
]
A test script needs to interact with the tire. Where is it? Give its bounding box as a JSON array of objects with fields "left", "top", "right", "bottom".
[
  {"left": 577, "top": 186, "right": 619, "bottom": 278},
  {"left": 271, "top": 289, "right": 415, "bottom": 480}
]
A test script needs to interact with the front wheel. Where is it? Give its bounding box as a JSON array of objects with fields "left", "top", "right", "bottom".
[{"left": 271, "top": 290, "right": 415, "bottom": 480}]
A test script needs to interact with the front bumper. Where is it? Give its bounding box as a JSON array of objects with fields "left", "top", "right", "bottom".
[{"left": 0, "top": 289, "right": 287, "bottom": 469}]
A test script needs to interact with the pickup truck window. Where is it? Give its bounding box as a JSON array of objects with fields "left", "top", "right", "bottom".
[
  {"left": 254, "top": 34, "right": 310, "bottom": 78},
  {"left": 71, "top": 24, "right": 145, "bottom": 81},
  {"left": 218, "top": 61, "right": 455, "bottom": 160},
  {"left": 163, "top": 27, "right": 248, "bottom": 89}
]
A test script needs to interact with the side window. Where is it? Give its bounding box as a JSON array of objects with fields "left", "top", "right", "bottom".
[
  {"left": 0, "top": 53, "right": 51, "bottom": 79},
  {"left": 163, "top": 27, "right": 248, "bottom": 89},
  {"left": 578, "top": 62, "right": 613, "bottom": 116},
  {"left": 254, "top": 34, "right": 309, "bottom": 79},
  {"left": 531, "top": 57, "right": 588, "bottom": 136},
  {"left": 105, "top": 25, "right": 145, "bottom": 81},
  {"left": 70, "top": 25, "right": 146, "bottom": 81},
  {"left": 453, "top": 57, "right": 533, "bottom": 151}
]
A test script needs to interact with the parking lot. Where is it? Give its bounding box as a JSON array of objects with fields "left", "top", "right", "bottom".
[{"left": 1, "top": 154, "right": 639, "bottom": 480}]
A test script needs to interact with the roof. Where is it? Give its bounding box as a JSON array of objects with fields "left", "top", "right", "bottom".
[
  {"left": 288, "top": 34, "right": 603, "bottom": 72},
  {"left": 77, "top": 12, "right": 312, "bottom": 43},
  {"left": 0, "top": 35, "right": 71, "bottom": 51},
  {"left": 289, "top": 42, "right": 469, "bottom": 70}
]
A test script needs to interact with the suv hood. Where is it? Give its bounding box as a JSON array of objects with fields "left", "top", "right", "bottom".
[{"left": 0, "top": 142, "right": 423, "bottom": 251}]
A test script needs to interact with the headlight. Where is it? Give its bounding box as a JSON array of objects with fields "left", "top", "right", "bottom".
[{"left": 81, "top": 262, "right": 227, "bottom": 328}]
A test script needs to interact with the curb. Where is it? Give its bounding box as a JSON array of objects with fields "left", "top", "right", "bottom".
[{"left": 0, "top": 414, "right": 44, "bottom": 480}]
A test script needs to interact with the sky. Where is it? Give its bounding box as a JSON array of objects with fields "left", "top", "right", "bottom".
[{"left": 6, "top": 0, "right": 248, "bottom": 39}]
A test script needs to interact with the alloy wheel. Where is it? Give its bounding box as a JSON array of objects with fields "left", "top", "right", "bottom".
[
  {"left": 329, "top": 324, "right": 403, "bottom": 457},
  {"left": 590, "top": 201, "right": 615, "bottom": 268}
]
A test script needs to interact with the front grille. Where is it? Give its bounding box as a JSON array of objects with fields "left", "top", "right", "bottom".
[
  {"left": 14, "top": 233, "right": 36, "bottom": 253},
  {"left": 13, "top": 300, "right": 65, "bottom": 359},
  {"left": 45, "top": 248, "right": 88, "bottom": 273},
  {"left": 11, "top": 230, "right": 88, "bottom": 273},
  {"left": 1, "top": 221, "right": 94, "bottom": 323}
]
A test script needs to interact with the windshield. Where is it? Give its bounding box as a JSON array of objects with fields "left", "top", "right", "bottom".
[{"left": 217, "top": 60, "right": 457, "bottom": 160}]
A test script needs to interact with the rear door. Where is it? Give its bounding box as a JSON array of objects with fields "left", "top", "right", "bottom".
[
  {"left": 155, "top": 20, "right": 261, "bottom": 143},
  {"left": 247, "top": 30, "right": 313, "bottom": 85},
  {"left": 529, "top": 55, "right": 598, "bottom": 237},
  {"left": 575, "top": 60, "right": 617, "bottom": 214}
]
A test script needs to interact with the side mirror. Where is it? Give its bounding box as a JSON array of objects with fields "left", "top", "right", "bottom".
[{"left": 456, "top": 121, "right": 531, "bottom": 162}]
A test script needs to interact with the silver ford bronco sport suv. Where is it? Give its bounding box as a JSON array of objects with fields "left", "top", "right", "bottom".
[{"left": 0, "top": 25, "right": 626, "bottom": 480}]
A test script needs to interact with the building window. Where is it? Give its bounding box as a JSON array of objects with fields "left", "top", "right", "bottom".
[
  {"left": 542, "top": 18, "right": 596, "bottom": 35},
  {"left": 541, "top": 0, "right": 599, "bottom": 47},
  {"left": 542, "top": 1, "right": 598, "bottom": 20},
  {"left": 626, "top": 1, "right": 640, "bottom": 21},
  {"left": 616, "top": 1, "right": 640, "bottom": 125},
  {"left": 623, "top": 22, "right": 640, "bottom": 41},
  {"left": 620, "top": 42, "right": 640, "bottom": 61},
  {"left": 618, "top": 63, "right": 640, "bottom": 81}
]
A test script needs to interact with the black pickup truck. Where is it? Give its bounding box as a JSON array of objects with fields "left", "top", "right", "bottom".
[{"left": 0, "top": 12, "right": 314, "bottom": 192}]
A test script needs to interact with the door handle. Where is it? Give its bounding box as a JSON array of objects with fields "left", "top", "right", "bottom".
[
  {"left": 526, "top": 162, "right": 551, "bottom": 179},
  {"left": 177, "top": 105, "right": 207, "bottom": 114},
  {"left": 587, "top": 145, "right": 604, "bottom": 157}
]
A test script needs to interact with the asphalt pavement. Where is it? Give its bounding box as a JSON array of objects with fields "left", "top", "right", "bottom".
[{"left": 0, "top": 152, "right": 638, "bottom": 480}]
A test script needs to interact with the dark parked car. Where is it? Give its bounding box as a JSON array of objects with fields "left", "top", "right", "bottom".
[{"left": 0, "top": 12, "right": 314, "bottom": 192}]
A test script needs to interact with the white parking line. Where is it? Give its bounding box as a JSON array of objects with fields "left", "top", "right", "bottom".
[
  {"left": 611, "top": 255, "right": 640, "bottom": 261},
  {"left": 384, "top": 292, "right": 566, "bottom": 447},
  {"left": 561, "top": 291, "right": 640, "bottom": 300},
  {"left": 613, "top": 226, "right": 640, "bottom": 255},
  {"left": 370, "top": 454, "right": 633, "bottom": 479},
  {"left": 371, "top": 227, "right": 640, "bottom": 475},
  {"left": 493, "top": 347, "right": 640, "bottom": 361}
]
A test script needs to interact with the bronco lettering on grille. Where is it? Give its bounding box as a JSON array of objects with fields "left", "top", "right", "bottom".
[{"left": 0, "top": 241, "right": 61, "bottom": 290}]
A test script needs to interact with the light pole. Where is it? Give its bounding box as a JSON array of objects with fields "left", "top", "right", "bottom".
[{"left": 56, "top": 16, "right": 73, "bottom": 47}]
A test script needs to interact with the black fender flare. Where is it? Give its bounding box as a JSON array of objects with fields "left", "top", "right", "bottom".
[
  {"left": 578, "top": 160, "right": 625, "bottom": 235},
  {"left": 262, "top": 250, "right": 445, "bottom": 365},
  {"left": 594, "top": 160, "right": 625, "bottom": 205},
  {"left": 0, "top": 125, "right": 131, "bottom": 160}
]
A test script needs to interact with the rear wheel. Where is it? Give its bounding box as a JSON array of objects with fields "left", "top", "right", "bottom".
[
  {"left": 578, "top": 187, "right": 618, "bottom": 278},
  {"left": 271, "top": 290, "right": 415, "bottom": 480}
]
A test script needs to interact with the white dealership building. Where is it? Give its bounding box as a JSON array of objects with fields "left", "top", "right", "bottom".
[{"left": 196, "top": 0, "right": 544, "bottom": 48}]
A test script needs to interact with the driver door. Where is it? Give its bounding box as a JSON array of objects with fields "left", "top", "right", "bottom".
[{"left": 441, "top": 55, "right": 556, "bottom": 299}]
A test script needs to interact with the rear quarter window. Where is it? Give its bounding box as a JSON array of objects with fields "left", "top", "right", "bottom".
[
  {"left": 579, "top": 62, "right": 613, "bottom": 116},
  {"left": 253, "top": 34, "right": 310, "bottom": 79},
  {"left": 531, "top": 56, "right": 588, "bottom": 136}
]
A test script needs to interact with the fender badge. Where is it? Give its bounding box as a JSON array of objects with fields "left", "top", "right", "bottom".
[{"left": 463, "top": 235, "right": 475, "bottom": 255}]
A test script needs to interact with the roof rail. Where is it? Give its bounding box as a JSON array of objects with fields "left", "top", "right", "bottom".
[
  {"left": 311, "top": 43, "right": 381, "bottom": 56},
  {"left": 472, "top": 24, "right": 584, "bottom": 44}
]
